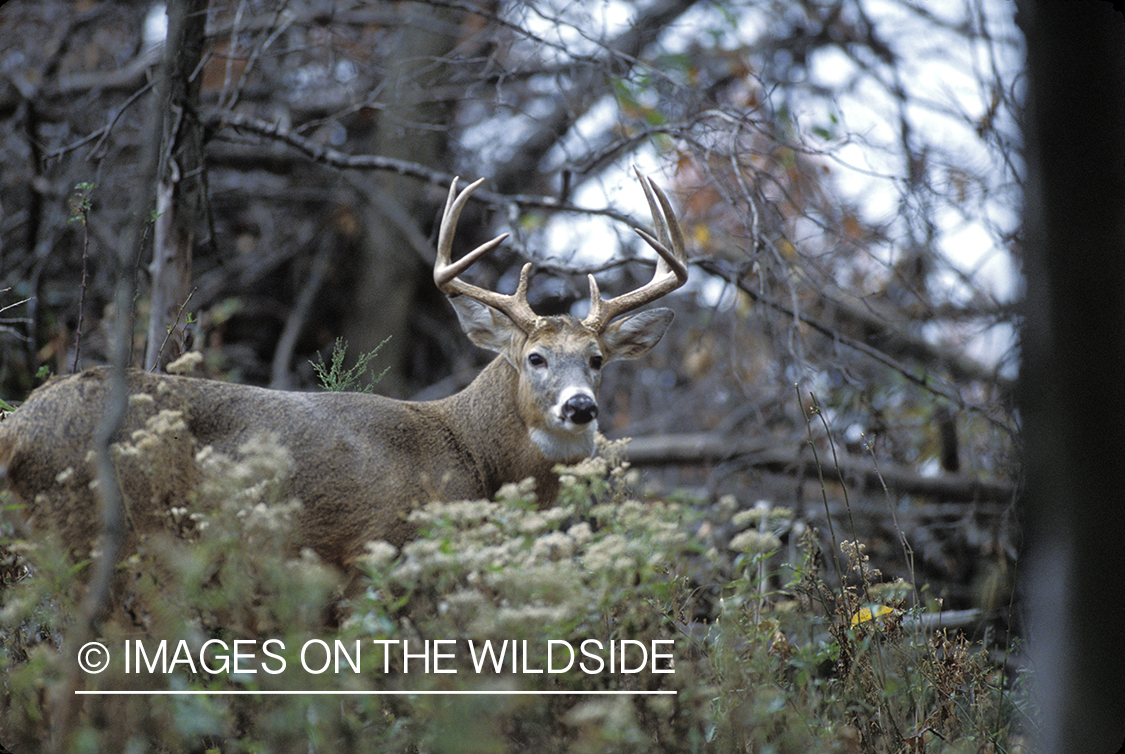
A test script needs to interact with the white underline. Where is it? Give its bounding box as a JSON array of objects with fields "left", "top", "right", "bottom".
[{"left": 76, "top": 689, "right": 677, "bottom": 696}]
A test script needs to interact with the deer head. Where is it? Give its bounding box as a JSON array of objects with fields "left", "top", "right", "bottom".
[{"left": 433, "top": 169, "right": 689, "bottom": 461}]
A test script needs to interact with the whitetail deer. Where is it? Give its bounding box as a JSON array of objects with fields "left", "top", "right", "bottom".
[{"left": 0, "top": 172, "right": 687, "bottom": 567}]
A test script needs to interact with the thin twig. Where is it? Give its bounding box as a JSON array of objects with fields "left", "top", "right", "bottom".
[
  {"left": 0, "top": 291, "right": 32, "bottom": 317},
  {"left": 797, "top": 386, "right": 846, "bottom": 593},
  {"left": 150, "top": 288, "right": 197, "bottom": 373},
  {"left": 70, "top": 183, "right": 94, "bottom": 373},
  {"left": 0, "top": 290, "right": 33, "bottom": 347},
  {"left": 39, "top": 79, "right": 157, "bottom": 164},
  {"left": 863, "top": 432, "right": 920, "bottom": 607}
]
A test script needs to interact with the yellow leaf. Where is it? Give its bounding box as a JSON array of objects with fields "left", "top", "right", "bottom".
[
  {"left": 690, "top": 224, "right": 710, "bottom": 247},
  {"left": 850, "top": 604, "right": 895, "bottom": 626}
]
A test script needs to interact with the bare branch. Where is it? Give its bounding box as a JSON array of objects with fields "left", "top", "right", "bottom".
[
  {"left": 621, "top": 432, "right": 1016, "bottom": 504},
  {"left": 205, "top": 109, "right": 650, "bottom": 227}
]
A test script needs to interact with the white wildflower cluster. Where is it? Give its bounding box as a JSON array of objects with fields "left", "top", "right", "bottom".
[
  {"left": 113, "top": 409, "right": 192, "bottom": 467},
  {"left": 429, "top": 579, "right": 584, "bottom": 637},
  {"left": 196, "top": 433, "right": 295, "bottom": 511},
  {"left": 408, "top": 498, "right": 506, "bottom": 531},
  {"left": 193, "top": 433, "right": 300, "bottom": 545},
  {"left": 516, "top": 505, "right": 574, "bottom": 537},
  {"left": 598, "top": 498, "right": 686, "bottom": 550},
  {"left": 166, "top": 350, "right": 204, "bottom": 375},
  {"left": 495, "top": 476, "right": 536, "bottom": 504},
  {"left": 482, "top": 555, "right": 584, "bottom": 603},
  {"left": 580, "top": 533, "right": 635, "bottom": 573},
  {"left": 567, "top": 521, "right": 593, "bottom": 548},
  {"left": 391, "top": 525, "right": 590, "bottom": 636},
  {"left": 581, "top": 501, "right": 683, "bottom": 572},
  {"left": 731, "top": 500, "right": 793, "bottom": 531},
  {"left": 109, "top": 406, "right": 198, "bottom": 520},
  {"left": 728, "top": 499, "right": 791, "bottom": 555},
  {"left": 406, "top": 495, "right": 578, "bottom": 548},
  {"left": 285, "top": 547, "right": 336, "bottom": 594},
  {"left": 527, "top": 530, "right": 575, "bottom": 561},
  {"left": 128, "top": 392, "right": 156, "bottom": 410},
  {"left": 371, "top": 454, "right": 690, "bottom": 645},
  {"left": 437, "top": 587, "right": 484, "bottom": 616},
  {"left": 475, "top": 602, "right": 577, "bottom": 637},
  {"left": 557, "top": 454, "right": 610, "bottom": 488},
  {"left": 554, "top": 436, "right": 638, "bottom": 493},
  {"left": 729, "top": 529, "right": 781, "bottom": 555},
  {"left": 391, "top": 536, "right": 476, "bottom": 584},
  {"left": 107, "top": 396, "right": 304, "bottom": 547},
  {"left": 392, "top": 509, "right": 584, "bottom": 586},
  {"left": 716, "top": 494, "right": 739, "bottom": 517},
  {"left": 166, "top": 504, "right": 207, "bottom": 537},
  {"left": 359, "top": 540, "right": 398, "bottom": 569},
  {"left": 594, "top": 433, "right": 630, "bottom": 468},
  {"left": 236, "top": 497, "right": 303, "bottom": 535}
]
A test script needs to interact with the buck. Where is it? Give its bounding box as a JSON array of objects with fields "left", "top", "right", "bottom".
[{"left": 0, "top": 172, "right": 687, "bottom": 567}]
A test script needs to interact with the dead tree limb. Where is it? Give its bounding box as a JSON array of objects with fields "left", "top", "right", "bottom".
[{"left": 621, "top": 432, "right": 1016, "bottom": 504}]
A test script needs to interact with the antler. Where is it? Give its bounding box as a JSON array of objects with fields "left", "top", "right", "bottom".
[
  {"left": 582, "top": 168, "right": 689, "bottom": 332},
  {"left": 434, "top": 177, "right": 539, "bottom": 332}
]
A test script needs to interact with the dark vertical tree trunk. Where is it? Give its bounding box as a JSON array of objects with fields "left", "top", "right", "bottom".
[
  {"left": 1018, "top": 3, "right": 1125, "bottom": 752},
  {"left": 145, "top": 0, "right": 208, "bottom": 372},
  {"left": 340, "top": 2, "right": 461, "bottom": 396}
]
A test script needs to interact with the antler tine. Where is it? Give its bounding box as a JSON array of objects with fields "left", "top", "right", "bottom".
[
  {"left": 434, "top": 177, "right": 538, "bottom": 332},
  {"left": 636, "top": 169, "right": 672, "bottom": 263},
  {"left": 635, "top": 168, "right": 687, "bottom": 274},
  {"left": 582, "top": 170, "right": 689, "bottom": 332}
]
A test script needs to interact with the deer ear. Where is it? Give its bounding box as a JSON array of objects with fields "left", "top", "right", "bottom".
[
  {"left": 602, "top": 308, "right": 674, "bottom": 362},
  {"left": 450, "top": 296, "right": 525, "bottom": 358}
]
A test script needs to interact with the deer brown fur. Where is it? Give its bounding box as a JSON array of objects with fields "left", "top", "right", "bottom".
[{"left": 0, "top": 173, "right": 688, "bottom": 567}]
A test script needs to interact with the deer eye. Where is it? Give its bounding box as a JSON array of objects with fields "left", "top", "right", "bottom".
[
  {"left": 528, "top": 353, "right": 547, "bottom": 368},
  {"left": 590, "top": 354, "right": 604, "bottom": 370}
]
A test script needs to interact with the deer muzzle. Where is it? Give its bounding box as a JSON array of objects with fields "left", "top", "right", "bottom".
[{"left": 562, "top": 393, "right": 598, "bottom": 425}]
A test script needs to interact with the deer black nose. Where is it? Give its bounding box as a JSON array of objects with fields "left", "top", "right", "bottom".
[{"left": 563, "top": 393, "right": 598, "bottom": 425}]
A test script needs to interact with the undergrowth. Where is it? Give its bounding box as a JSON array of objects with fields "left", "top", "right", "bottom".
[
  {"left": 0, "top": 430, "right": 1029, "bottom": 753},
  {"left": 310, "top": 337, "right": 389, "bottom": 394}
]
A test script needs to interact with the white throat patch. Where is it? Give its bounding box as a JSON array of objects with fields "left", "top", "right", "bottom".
[{"left": 529, "top": 423, "right": 597, "bottom": 462}]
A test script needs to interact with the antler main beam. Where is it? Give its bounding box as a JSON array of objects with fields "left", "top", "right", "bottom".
[
  {"left": 582, "top": 167, "right": 689, "bottom": 332},
  {"left": 434, "top": 177, "right": 539, "bottom": 332},
  {"left": 435, "top": 171, "right": 688, "bottom": 335}
]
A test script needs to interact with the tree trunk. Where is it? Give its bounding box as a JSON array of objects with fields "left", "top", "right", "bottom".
[
  {"left": 144, "top": 0, "right": 208, "bottom": 372},
  {"left": 340, "top": 2, "right": 461, "bottom": 396},
  {"left": 1017, "top": 3, "right": 1125, "bottom": 752}
]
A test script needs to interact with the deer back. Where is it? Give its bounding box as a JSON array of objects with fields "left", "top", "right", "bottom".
[{"left": 0, "top": 361, "right": 567, "bottom": 566}]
